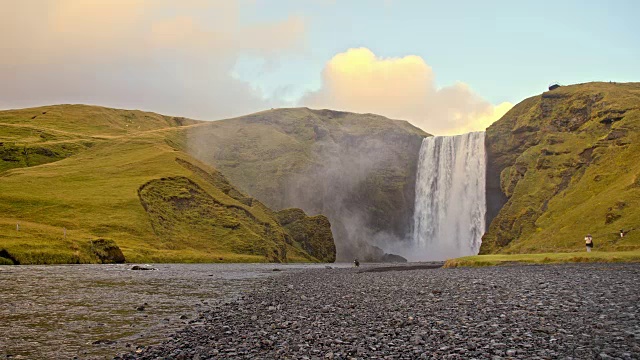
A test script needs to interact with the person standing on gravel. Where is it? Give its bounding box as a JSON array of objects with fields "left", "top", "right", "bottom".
[{"left": 585, "top": 234, "right": 594, "bottom": 252}]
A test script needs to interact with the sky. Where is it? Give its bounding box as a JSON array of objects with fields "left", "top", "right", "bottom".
[{"left": 1, "top": 0, "right": 638, "bottom": 135}]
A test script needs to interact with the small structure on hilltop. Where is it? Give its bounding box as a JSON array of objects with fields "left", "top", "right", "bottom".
[{"left": 548, "top": 83, "right": 561, "bottom": 91}]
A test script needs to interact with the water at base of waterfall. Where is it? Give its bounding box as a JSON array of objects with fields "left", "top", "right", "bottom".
[{"left": 410, "top": 131, "right": 486, "bottom": 261}]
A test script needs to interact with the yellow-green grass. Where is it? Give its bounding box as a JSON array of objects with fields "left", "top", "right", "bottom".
[
  {"left": 0, "top": 104, "right": 197, "bottom": 136},
  {"left": 444, "top": 249, "right": 640, "bottom": 268},
  {"left": 0, "top": 105, "right": 323, "bottom": 264}
]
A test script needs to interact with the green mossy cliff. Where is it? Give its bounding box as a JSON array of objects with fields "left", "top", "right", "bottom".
[
  {"left": 186, "top": 108, "right": 429, "bottom": 261},
  {"left": 275, "top": 208, "right": 335, "bottom": 263},
  {"left": 0, "top": 105, "right": 334, "bottom": 264},
  {"left": 482, "top": 82, "right": 640, "bottom": 254}
]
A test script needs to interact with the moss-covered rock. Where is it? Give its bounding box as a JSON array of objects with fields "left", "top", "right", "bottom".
[
  {"left": 90, "top": 239, "right": 125, "bottom": 264},
  {"left": 138, "top": 175, "right": 288, "bottom": 262},
  {"left": 137, "top": 160, "right": 335, "bottom": 263},
  {"left": 0, "top": 249, "right": 18, "bottom": 265},
  {"left": 276, "top": 208, "right": 336, "bottom": 262},
  {"left": 483, "top": 82, "right": 640, "bottom": 254}
]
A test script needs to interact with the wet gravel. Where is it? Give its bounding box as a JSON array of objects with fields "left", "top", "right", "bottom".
[
  {"left": 124, "top": 263, "right": 640, "bottom": 359},
  {"left": 0, "top": 263, "right": 340, "bottom": 359}
]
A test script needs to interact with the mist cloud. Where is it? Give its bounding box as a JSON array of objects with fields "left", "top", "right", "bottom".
[{"left": 302, "top": 48, "right": 512, "bottom": 135}]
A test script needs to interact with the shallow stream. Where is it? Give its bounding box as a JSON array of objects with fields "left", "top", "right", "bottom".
[{"left": 0, "top": 263, "right": 341, "bottom": 359}]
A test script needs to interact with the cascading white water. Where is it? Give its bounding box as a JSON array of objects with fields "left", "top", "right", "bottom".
[{"left": 412, "top": 131, "right": 486, "bottom": 260}]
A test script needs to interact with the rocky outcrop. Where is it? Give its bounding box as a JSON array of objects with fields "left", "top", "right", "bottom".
[
  {"left": 276, "top": 208, "right": 336, "bottom": 263},
  {"left": 138, "top": 160, "right": 336, "bottom": 263},
  {"left": 138, "top": 176, "right": 289, "bottom": 263},
  {"left": 90, "top": 239, "right": 126, "bottom": 264},
  {"left": 0, "top": 249, "right": 19, "bottom": 265},
  {"left": 482, "top": 82, "right": 640, "bottom": 253},
  {"left": 380, "top": 253, "right": 408, "bottom": 263}
]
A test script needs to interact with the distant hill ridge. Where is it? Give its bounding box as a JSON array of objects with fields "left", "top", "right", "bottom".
[{"left": 186, "top": 106, "right": 429, "bottom": 261}]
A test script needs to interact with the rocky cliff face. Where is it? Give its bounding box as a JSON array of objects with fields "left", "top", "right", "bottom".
[
  {"left": 482, "top": 82, "right": 640, "bottom": 253},
  {"left": 187, "top": 108, "right": 429, "bottom": 261}
]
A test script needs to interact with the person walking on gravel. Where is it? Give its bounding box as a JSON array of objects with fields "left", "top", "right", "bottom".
[{"left": 585, "top": 234, "right": 594, "bottom": 252}]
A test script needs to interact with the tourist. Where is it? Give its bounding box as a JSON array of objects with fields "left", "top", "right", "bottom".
[
  {"left": 354, "top": 258, "right": 360, "bottom": 267},
  {"left": 620, "top": 229, "right": 625, "bottom": 238},
  {"left": 585, "top": 234, "right": 594, "bottom": 252}
]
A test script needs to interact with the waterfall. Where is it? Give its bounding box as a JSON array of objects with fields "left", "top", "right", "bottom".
[{"left": 412, "top": 132, "right": 486, "bottom": 260}]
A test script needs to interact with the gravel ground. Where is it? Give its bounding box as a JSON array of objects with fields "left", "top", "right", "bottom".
[{"left": 121, "top": 263, "right": 640, "bottom": 360}]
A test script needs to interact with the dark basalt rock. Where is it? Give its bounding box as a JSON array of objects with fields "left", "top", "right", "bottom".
[
  {"left": 131, "top": 265, "right": 156, "bottom": 271},
  {"left": 380, "top": 253, "right": 408, "bottom": 263}
]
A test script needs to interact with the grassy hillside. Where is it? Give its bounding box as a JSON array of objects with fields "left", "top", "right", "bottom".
[
  {"left": 0, "top": 105, "right": 333, "bottom": 264},
  {"left": 186, "top": 108, "right": 429, "bottom": 261},
  {"left": 482, "top": 82, "right": 640, "bottom": 254},
  {"left": 445, "top": 250, "right": 640, "bottom": 268}
]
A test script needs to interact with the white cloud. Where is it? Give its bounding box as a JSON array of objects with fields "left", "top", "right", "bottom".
[
  {"left": 0, "top": 1, "right": 305, "bottom": 118},
  {"left": 1, "top": 4, "right": 510, "bottom": 133},
  {"left": 302, "top": 48, "right": 512, "bottom": 134}
]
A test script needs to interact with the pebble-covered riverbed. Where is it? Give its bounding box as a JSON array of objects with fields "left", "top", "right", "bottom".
[
  {"left": 0, "top": 263, "right": 345, "bottom": 359},
  {"left": 124, "top": 263, "right": 640, "bottom": 360}
]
